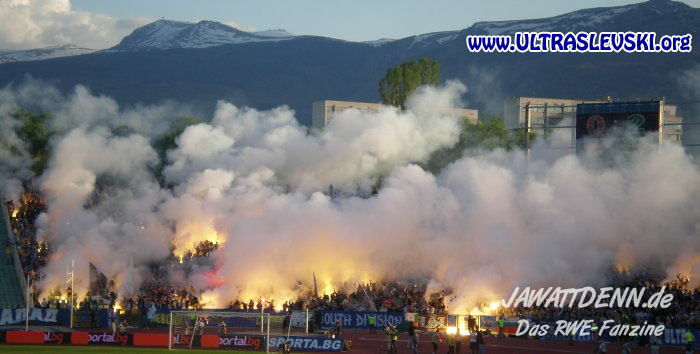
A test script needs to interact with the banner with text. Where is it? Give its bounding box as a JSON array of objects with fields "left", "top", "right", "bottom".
[
  {"left": 415, "top": 314, "right": 448, "bottom": 332},
  {"left": 321, "top": 311, "right": 404, "bottom": 329},
  {"left": 269, "top": 335, "right": 345, "bottom": 352},
  {"left": 0, "top": 309, "right": 59, "bottom": 326}
]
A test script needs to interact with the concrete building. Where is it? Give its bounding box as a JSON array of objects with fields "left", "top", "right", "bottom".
[
  {"left": 312, "top": 100, "right": 478, "bottom": 128},
  {"left": 312, "top": 100, "right": 381, "bottom": 128},
  {"left": 503, "top": 97, "right": 605, "bottom": 131},
  {"left": 662, "top": 104, "right": 683, "bottom": 145},
  {"left": 504, "top": 96, "right": 683, "bottom": 146}
]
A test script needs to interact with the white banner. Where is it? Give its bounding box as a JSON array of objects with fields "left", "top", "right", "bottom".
[
  {"left": 0, "top": 308, "right": 58, "bottom": 325},
  {"left": 290, "top": 311, "right": 308, "bottom": 328}
]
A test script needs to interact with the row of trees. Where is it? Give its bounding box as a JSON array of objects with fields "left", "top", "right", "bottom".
[
  {"left": 10, "top": 57, "right": 528, "bottom": 188},
  {"left": 8, "top": 110, "right": 203, "bottom": 182}
]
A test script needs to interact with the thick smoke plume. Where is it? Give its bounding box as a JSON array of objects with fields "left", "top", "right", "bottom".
[{"left": 1, "top": 78, "right": 699, "bottom": 313}]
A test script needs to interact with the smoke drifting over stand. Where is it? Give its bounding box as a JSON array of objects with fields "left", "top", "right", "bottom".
[{"left": 1, "top": 79, "right": 699, "bottom": 313}]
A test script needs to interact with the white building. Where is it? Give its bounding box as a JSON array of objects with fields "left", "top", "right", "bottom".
[{"left": 312, "top": 100, "right": 479, "bottom": 128}]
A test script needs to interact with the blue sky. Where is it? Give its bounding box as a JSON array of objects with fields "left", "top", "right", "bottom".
[
  {"left": 2, "top": 0, "right": 698, "bottom": 50},
  {"left": 73, "top": 0, "right": 700, "bottom": 42}
]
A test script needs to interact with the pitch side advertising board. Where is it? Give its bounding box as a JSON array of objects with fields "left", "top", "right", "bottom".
[{"left": 269, "top": 335, "right": 345, "bottom": 352}]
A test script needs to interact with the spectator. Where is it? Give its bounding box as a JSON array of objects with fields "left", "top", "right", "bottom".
[
  {"left": 218, "top": 318, "right": 227, "bottom": 335},
  {"left": 334, "top": 320, "right": 342, "bottom": 338},
  {"left": 410, "top": 325, "right": 419, "bottom": 354},
  {"left": 476, "top": 331, "right": 485, "bottom": 354}
]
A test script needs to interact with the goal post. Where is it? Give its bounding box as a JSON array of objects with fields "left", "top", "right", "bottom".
[{"left": 169, "top": 310, "right": 293, "bottom": 352}]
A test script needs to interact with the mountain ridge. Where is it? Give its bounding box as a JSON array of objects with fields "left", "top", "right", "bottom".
[
  {"left": 0, "top": 44, "right": 95, "bottom": 64},
  {"left": 109, "top": 19, "right": 296, "bottom": 50},
  {"left": 0, "top": 0, "right": 697, "bottom": 125}
]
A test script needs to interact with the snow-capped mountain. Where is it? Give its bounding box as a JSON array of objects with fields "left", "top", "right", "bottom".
[
  {"left": 110, "top": 20, "right": 296, "bottom": 50},
  {"left": 0, "top": 44, "right": 95, "bottom": 64},
  {"left": 472, "top": 6, "right": 635, "bottom": 35},
  {"left": 405, "top": 0, "right": 697, "bottom": 49},
  {"left": 363, "top": 38, "right": 397, "bottom": 47},
  {"left": 406, "top": 31, "right": 461, "bottom": 49},
  {"left": 471, "top": 0, "right": 693, "bottom": 35},
  {"left": 0, "top": 0, "right": 697, "bottom": 126}
]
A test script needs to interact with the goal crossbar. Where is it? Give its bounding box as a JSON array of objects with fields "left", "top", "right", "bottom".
[{"left": 168, "top": 310, "right": 271, "bottom": 352}]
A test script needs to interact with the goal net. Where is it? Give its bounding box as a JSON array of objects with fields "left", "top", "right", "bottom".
[{"left": 169, "top": 311, "right": 286, "bottom": 351}]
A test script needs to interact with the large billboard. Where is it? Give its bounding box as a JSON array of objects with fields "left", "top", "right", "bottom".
[{"left": 576, "top": 101, "right": 661, "bottom": 139}]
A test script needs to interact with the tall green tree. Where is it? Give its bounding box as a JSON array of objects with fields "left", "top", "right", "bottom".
[
  {"left": 152, "top": 114, "right": 205, "bottom": 185},
  {"left": 153, "top": 114, "right": 205, "bottom": 158},
  {"left": 13, "top": 110, "right": 53, "bottom": 175},
  {"left": 423, "top": 114, "right": 536, "bottom": 173},
  {"left": 378, "top": 57, "right": 440, "bottom": 110}
]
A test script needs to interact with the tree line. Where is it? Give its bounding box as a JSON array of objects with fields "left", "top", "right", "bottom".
[{"left": 377, "top": 57, "right": 533, "bottom": 173}]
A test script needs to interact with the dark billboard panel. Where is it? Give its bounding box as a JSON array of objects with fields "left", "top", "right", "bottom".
[{"left": 576, "top": 101, "right": 661, "bottom": 139}]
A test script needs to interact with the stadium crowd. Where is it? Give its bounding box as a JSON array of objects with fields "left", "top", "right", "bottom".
[
  {"left": 6, "top": 192, "right": 51, "bottom": 295},
  {"left": 4, "top": 191, "right": 699, "bottom": 332},
  {"left": 222, "top": 281, "right": 448, "bottom": 314}
]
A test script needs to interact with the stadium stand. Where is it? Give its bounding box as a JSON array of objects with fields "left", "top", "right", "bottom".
[{"left": 0, "top": 204, "right": 25, "bottom": 308}]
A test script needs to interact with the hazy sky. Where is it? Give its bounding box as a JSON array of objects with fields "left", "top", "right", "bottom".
[
  {"left": 1, "top": 0, "right": 698, "bottom": 50},
  {"left": 73, "top": 0, "right": 699, "bottom": 41}
]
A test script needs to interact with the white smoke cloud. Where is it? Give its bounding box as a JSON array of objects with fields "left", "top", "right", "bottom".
[
  {"left": 0, "top": 101, "right": 31, "bottom": 200},
  {"left": 1, "top": 79, "right": 699, "bottom": 313},
  {"left": 35, "top": 126, "right": 170, "bottom": 296},
  {"left": 165, "top": 82, "right": 463, "bottom": 193},
  {"left": 0, "top": 0, "right": 151, "bottom": 50},
  {"left": 0, "top": 79, "right": 199, "bottom": 296}
]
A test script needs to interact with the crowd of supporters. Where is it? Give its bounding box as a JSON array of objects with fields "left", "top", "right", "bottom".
[
  {"left": 304, "top": 281, "right": 448, "bottom": 313},
  {"left": 223, "top": 281, "right": 448, "bottom": 314},
  {"left": 4, "top": 191, "right": 699, "bottom": 332},
  {"left": 5, "top": 191, "right": 448, "bottom": 317},
  {"left": 6, "top": 192, "right": 51, "bottom": 288}
]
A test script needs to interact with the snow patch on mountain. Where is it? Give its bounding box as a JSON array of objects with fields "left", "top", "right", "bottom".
[
  {"left": 473, "top": 4, "right": 635, "bottom": 35},
  {"left": 0, "top": 44, "right": 95, "bottom": 64},
  {"left": 408, "top": 31, "right": 460, "bottom": 49},
  {"left": 112, "top": 20, "right": 295, "bottom": 50},
  {"left": 363, "top": 38, "right": 396, "bottom": 47}
]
